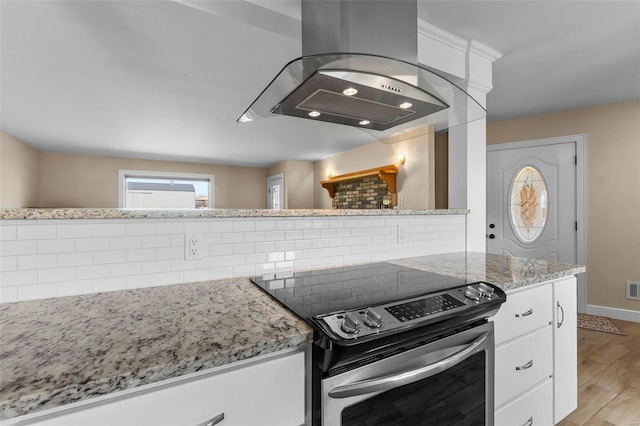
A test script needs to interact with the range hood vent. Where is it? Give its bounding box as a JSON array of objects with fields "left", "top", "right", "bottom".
[{"left": 238, "top": 0, "right": 485, "bottom": 142}]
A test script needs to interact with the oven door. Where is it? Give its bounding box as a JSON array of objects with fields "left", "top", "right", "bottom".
[{"left": 321, "top": 321, "right": 494, "bottom": 426}]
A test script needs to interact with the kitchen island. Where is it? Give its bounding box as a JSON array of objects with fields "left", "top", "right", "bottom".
[{"left": 0, "top": 251, "right": 584, "bottom": 424}]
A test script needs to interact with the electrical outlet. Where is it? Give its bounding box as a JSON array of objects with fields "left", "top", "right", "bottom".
[
  {"left": 626, "top": 280, "right": 640, "bottom": 300},
  {"left": 185, "top": 233, "right": 203, "bottom": 260},
  {"left": 398, "top": 226, "right": 408, "bottom": 243}
]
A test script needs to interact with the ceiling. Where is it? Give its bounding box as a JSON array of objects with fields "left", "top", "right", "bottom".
[{"left": 1, "top": 1, "right": 638, "bottom": 168}]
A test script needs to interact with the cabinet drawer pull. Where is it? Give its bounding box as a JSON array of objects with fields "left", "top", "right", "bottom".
[
  {"left": 199, "top": 413, "right": 225, "bottom": 426},
  {"left": 515, "top": 359, "right": 534, "bottom": 371},
  {"left": 521, "top": 416, "right": 533, "bottom": 426},
  {"left": 515, "top": 308, "right": 533, "bottom": 318}
]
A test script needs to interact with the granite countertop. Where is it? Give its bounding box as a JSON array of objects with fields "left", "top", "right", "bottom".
[
  {"left": 0, "top": 208, "right": 469, "bottom": 220},
  {"left": 390, "top": 251, "right": 586, "bottom": 291},
  {"left": 0, "top": 251, "right": 584, "bottom": 421},
  {"left": 0, "top": 278, "right": 313, "bottom": 421}
]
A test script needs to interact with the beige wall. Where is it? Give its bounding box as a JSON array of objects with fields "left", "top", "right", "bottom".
[
  {"left": 0, "top": 131, "right": 40, "bottom": 208},
  {"left": 267, "top": 160, "right": 314, "bottom": 209},
  {"left": 37, "top": 152, "right": 268, "bottom": 208},
  {"left": 487, "top": 101, "right": 640, "bottom": 312},
  {"left": 313, "top": 130, "right": 435, "bottom": 209},
  {"left": 0, "top": 132, "right": 269, "bottom": 209}
]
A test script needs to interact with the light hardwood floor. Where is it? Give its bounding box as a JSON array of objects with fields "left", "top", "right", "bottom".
[{"left": 559, "top": 318, "right": 640, "bottom": 426}]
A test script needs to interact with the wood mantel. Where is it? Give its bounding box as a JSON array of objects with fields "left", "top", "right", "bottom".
[{"left": 321, "top": 165, "right": 399, "bottom": 198}]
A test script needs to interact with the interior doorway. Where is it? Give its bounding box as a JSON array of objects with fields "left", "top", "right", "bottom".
[
  {"left": 267, "top": 173, "right": 285, "bottom": 210},
  {"left": 487, "top": 134, "right": 586, "bottom": 312}
]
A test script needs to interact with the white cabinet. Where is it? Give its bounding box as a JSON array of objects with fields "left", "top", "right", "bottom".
[
  {"left": 492, "top": 277, "right": 577, "bottom": 425},
  {"left": 553, "top": 277, "right": 578, "bottom": 422},
  {"left": 6, "top": 349, "right": 306, "bottom": 426}
]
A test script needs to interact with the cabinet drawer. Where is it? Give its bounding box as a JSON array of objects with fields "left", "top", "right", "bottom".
[
  {"left": 9, "top": 351, "right": 305, "bottom": 426},
  {"left": 495, "top": 378, "right": 553, "bottom": 426},
  {"left": 492, "top": 283, "right": 552, "bottom": 345},
  {"left": 495, "top": 325, "right": 552, "bottom": 407}
]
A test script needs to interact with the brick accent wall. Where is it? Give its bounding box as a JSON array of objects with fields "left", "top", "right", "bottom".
[{"left": 333, "top": 176, "right": 392, "bottom": 209}]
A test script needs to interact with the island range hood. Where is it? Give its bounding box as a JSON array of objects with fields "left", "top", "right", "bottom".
[{"left": 237, "top": 0, "right": 486, "bottom": 142}]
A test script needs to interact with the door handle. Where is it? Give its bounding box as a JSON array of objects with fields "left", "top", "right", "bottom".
[
  {"left": 488, "top": 234, "right": 496, "bottom": 239},
  {"left": 489, "top": 224, "right": 495, "bottom": 229},
  {"left": 328, "top": 332, "right": 490, "bottom": 398},
  {"left": 557, "top": 301, "right": 565, "bottom": 328}
]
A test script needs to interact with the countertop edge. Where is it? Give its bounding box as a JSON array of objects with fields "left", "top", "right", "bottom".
[{"left": 0, "top": 208, "right": 469, "bottom": 220}]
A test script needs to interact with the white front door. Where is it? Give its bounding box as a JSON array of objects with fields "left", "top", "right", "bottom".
[
  {"left": 266, "top": 173, "right": 284, "bottom": 210},
  {"left": 487, "top": 136, "right": 586, "bottom": 311}
]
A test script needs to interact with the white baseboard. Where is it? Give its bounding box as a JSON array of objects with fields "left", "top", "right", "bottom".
[{"left": 585, "top": 304, "right": 640, "bottom": 323}]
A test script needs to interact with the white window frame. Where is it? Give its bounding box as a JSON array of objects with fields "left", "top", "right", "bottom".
[{"left": 118, "top": 170, "right": 215, "bottom": 209}]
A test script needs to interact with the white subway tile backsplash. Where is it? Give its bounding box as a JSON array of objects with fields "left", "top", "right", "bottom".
[
  {"left": 3, "top": 240, "right": 38, "bottom": 256},
  {"left": 184, "top": 269, "right": 210, "bottom": 283},
  {"left": 126, "top": 248, "right": 156, "bottom": 263},
  {"left": 76, "top": 237, "right": 111, "bottom": 252},
  {"left": 156, "top": 271, "right": 184, "bottom": 286},
  {"left": 94, "top": 277, "right": 126, "bottom": 293},
  {"left": 18, "top": 225, "right": 56, "bottom": 240},
  {"left": 76, "top": 265, "right": 111, "bottom": 280},
  {"left": 142, "top": 260, "right": 171, "bottom": 274},
  {"left": 58, "top": 280, "right": 93, "bottom": 296},
  {"left": 141, "top": 235, "right": 171, "bottom": 249},
  {"left": 1, "top": 256, "right": 17, "bottom": 272},
  {"left": 57, "top": 224, "right": 93, "bottom": 239},
  {"left": 0, "top": 226, "right": 17, "bottom": 241},
  {"left": 1, "top": 214, "right": 466, "bottom": 302},
  {"left": 20, "top": 283, "right": 58, "bottom": 301},
  {"left": 93, "top": 223, "right": 126, "bottom": 237},
  {"left": 1, "top": 270, "right": 38, "bottom": 286},
  {"left": 58, "top": 252, "right": 93, "bottom": 267},
  {"left": 111, "top": 263, "right": 141, "bottom": 277},
  {"left": 110, "top": 237, "right": 141, "bottom": 250},
  {"left": 126, "top": 274, "right": 157, "bottom": 289},
  {"left": 126, "top": 223, "right": 156, "bottom": 236},
  {"left": 0, "top": 286, "right": 19, "bottom": 303}
]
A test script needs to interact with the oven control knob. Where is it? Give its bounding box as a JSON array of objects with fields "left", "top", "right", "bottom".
[
  {"left": 363, "top": 308, "right": 383, "bottom": 328},
  {"left": 478, "top": 283, "right": 494, "bottom": 298},
  {"left": 341, "top": 312, "right": 361, "bottom": 334},
  {"left": 464, "top": 286, "right": 481, "bottom": 301}
]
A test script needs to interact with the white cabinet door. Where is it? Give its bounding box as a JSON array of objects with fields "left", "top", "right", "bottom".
[
  {"left": 8, "top": 351, "right": 305, "bottom": 426},
  {"left": 553, "top": 277, "right": 578, "bottom": 422}
]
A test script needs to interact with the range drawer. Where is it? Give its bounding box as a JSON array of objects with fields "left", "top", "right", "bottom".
[
  {"left": 495, "top": 378, "right": 553, "bottom": 426},
  {"left": 495, "top": 325, "right": 553, "bottom": 408},
  {"left": 492, "top": 283, "right": 552, "bottom": 345}
]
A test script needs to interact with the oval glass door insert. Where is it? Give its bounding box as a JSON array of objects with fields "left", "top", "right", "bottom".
[{"left": 509, "top": 166, "right": 548, "bottom": 243}]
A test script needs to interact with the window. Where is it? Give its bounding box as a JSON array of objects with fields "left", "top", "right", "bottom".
[
  {"left": 118, "top": 170, "right": 215, "bottom": 209},
  {"left": 509, "top": 165, "right": 548, "bottom": 243}
]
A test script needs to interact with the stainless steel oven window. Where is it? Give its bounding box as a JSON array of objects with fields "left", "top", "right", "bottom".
[{"left": 321, "top": 321, "right": 495, "bottom": 426}]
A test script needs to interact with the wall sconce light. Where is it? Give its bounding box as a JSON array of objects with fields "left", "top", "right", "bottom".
[
  {"left": 397, "top": 153, "right": 406, "bottom": 166},
  {"left": 326, "top": 168, "right": 333, "bottom": 178}
]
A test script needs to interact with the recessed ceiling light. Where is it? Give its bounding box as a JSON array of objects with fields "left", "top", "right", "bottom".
[
  {"left": 359, "top": 120, "right": 370, "bottom": 126},
  {"left": 308, "top": 111, "right": 321, "bottom": 117},
  {"left": 343, "top": 87, "right": 358, "bottom": 96},
  {"left": 399, "top": 102, "right": 412, "bottom": 109}
]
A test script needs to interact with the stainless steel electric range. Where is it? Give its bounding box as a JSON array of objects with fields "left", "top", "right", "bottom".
[{"left": 251, "top": 262, "right": 506, "bottom": 426}]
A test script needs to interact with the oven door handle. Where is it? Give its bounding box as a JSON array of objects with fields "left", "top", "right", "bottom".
[{"left": 328, "top": 331, "right": 490, "bottom": 399}]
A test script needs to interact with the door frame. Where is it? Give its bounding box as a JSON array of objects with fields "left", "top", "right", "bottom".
[
  {"left": 266, "top": 173, "right": 285, "bottom": 210},
  {"left": 487, "top": 134, "right": 586, "bottom": 312}
]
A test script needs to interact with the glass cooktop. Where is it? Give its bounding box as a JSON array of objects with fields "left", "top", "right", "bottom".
[{"left": 250, "top": 262, "right": 467, "bottom": 319}]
